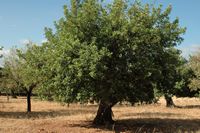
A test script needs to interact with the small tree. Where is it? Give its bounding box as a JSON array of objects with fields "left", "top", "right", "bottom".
[{"left": 3, "top": 44, "right": 41, "bottom": 112}]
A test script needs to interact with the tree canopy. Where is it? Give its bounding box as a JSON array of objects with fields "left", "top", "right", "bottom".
[{"left": 32, "top": 0, "right": 186, "bottom": 124}]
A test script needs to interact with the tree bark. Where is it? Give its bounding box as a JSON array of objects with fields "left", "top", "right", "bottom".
[
  {"left": 93, "top": 100, "right": 117, "bottom": 125},
  {"left": 164, "top": 95, "right": 175, "bottom": 107},
  {"left": 25, "top": 84, "right": 36, "bottom": 113},
  {"left": 27, "top": 91, "right": 31, "bottom": 112}
]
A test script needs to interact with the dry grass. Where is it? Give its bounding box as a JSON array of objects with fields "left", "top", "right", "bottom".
[{"left": 0, "top": 96, "right": 200, "bottom": 133}]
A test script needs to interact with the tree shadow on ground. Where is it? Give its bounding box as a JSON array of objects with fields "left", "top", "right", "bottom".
[
  {"left": 176, "top": 105, "right": 200, "bottom": 109},
  {"left": 121, "top": 112, "right": 186, "bottom": 118},
  {"left": 71, "top": 118, "right": 200, "bottom": 133},
  {"left": 0, "top": 109, "right": 96, "bottom": 119}
]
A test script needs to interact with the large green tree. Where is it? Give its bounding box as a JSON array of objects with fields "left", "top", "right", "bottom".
[{"left": 39, "top": 0, "right": 185, "bottom": 125}]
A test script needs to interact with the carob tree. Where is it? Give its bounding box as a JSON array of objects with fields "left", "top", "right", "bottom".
[{"left": 38, "top": 0, "right": 185, "bottom": 125}]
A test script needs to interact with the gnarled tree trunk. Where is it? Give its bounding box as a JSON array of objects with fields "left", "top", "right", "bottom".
[
  {"left": 164, "top": 95, "right": 175, "bottom": 107},
  {"left": 93, "top": 99, "right": 117, "bottom": 125}
]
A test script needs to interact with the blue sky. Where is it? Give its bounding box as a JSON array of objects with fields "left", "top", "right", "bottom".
[{"left": 0, "top": 0, "right": 200, "bottom": 58}]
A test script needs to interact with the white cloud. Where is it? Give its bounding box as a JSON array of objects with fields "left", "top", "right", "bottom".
[
  {"left": 0, "top": 48, "right": 11, "bottom": 67},
  {"left": 177, "top": 44, "right": 200, "bottom": 59},
  {"left": 41, "top": 39, "right": 48, "bottom": 43},
  {"left": 19, "top": 39, "right": 31, "bottom": 45},
  {"left": 0, "top": 48, "right": 10, "bottom": 57}
]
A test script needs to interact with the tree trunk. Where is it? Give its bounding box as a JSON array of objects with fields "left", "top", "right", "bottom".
[
  {"left": 27, "top": 91, "right": 31, "bottom": 112},
  {"left": 11, "top": 89, "right": 17, "bottom": 98},
  {"left": 93, "top": 100, "right": 117, "bottom": 125},
  {"left": 6, "top": 93, "right": 9, "bottom": 102},
  {"left": 25, "top": 84, "right": 36, "bottom": 113},
  {"left": 165, "top": 95, "right": 175, "bottom": 107}
]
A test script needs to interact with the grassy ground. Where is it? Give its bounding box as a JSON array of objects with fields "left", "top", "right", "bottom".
[{"left": 0, "top": 96, "right": 200, "bottom": 133}]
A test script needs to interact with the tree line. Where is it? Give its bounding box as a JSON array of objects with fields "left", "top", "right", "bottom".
[{"left": 0, "top": 0, "right": 200, "bottom": 125}]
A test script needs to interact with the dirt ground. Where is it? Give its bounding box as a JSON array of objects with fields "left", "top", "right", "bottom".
[{"left": 0, "top": 96, "right": 200, "bottom": 133}]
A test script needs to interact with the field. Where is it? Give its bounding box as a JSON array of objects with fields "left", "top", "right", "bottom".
[{"left": 0, "top": 96, "right": 200, "bottom": 133}]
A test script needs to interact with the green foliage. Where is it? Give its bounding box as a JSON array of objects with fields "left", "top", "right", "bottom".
[
  {"left": 0, "top": 46, "right": 4, "bottom": 88},
  {"left": 16, "top": 43, "right": 42, "bottom": 89},
  {"left": 37, "top": 0, "right": 185, "bottom": 104},
  {"left": 2, "top": 48, "right": 22, "bottom": 91},
  {"left": 2, "top": 44, "right": 41, "bottom": 94},
  {"left": 188, "top": 50, "right": 200, "bottom": 96},
  {"left": 175, "top": 63, "right": 197, "bottom": 97},
  {"left": 156, "top": 48, "right": 184, "bottom": 96},
  {"left": 155, "top": 46, "right": 198, "bottom": 100}
]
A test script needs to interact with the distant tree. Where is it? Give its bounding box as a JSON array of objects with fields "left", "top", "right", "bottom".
[
  {"left": 3, "top": 44, "right": 41, "bottom": 112},
  {"left": 0, "top": 46, "right": 3, "bottom": 58},
  {"left": 2, "top": 48, "right": 20, "bottom": 98},
  {"left": 0, "top": 47, "right": 3, "bottom": 95},
  {"left": 0, "top": 46, "right": 3, "bottom": 82},
  {"left": 188, "top": 50, "right": 200, "bottom": 96},
  {"left": 0, "top": 68, "right": 19, "bottom": 99},
  {"left": 175, "top": 63, "right": 197, "bottom": 98},
  {"left": 0, "top": 67, "right": 4, "bottom": 96},
  {"left": 38, "top": 0, "right": 185, "bottom": 125}
]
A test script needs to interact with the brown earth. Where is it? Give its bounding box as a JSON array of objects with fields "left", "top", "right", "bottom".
[{"left": 0, "top": 96, "right": 200, "bottom": 133}]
